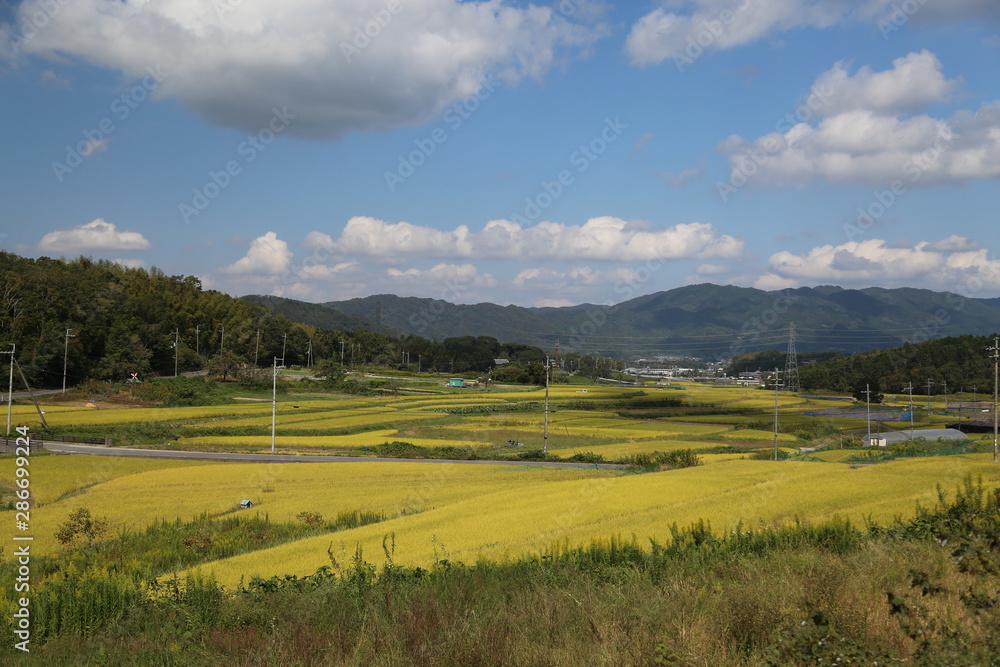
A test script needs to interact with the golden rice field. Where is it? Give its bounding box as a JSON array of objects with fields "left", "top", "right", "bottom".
[
  {"left": 7, "top": 378, "right": 993, "bottom": 593},
  {"left": 0, "top": 456, "right": 614, "bottom": 554},
  {"left": 179, "top": 407, "right": 390, "bottom": 429},
  {"left": 7, "top": 451, "right": 999, "bottom": 582},
  {"left": 184, "top": 453, "right": 1000, "bottom": 587},
  {"left": 1, "top": 454, "right": 209, "bottom": 508},
  {"left": 720, "top": 429, "right": 799, "bottom": 442},
  {"left": 18, "top": 403, "right": 275, "bottom": 427}
]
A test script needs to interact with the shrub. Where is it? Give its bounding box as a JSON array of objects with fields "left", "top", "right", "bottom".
[
  {"left": 622, "top": 449, "right": 702, "bottom": 471},
  {"left": 297, "top": 511, "right": 325, "bottom": 527},
  {"left": 55, "top": 508, "right": 110, "bottom": 548}
]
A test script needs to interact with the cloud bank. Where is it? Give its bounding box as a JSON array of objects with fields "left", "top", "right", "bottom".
[{"left": 3, "top": 0, "right": 603, "bottom": 139}]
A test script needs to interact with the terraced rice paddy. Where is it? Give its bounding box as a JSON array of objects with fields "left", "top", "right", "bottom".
[{"left": 3, "top": 378, "right": 992, "bottom": 592}]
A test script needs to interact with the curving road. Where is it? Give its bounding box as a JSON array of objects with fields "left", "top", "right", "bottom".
[{"left": 42, "top": 441, "right": 624, "bottom": 469}]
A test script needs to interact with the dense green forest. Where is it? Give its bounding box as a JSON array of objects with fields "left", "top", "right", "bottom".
[
  {"left": 729, "top": 334, "right": 1000, "bottom": 397},
  {"left": 0, "top": 252, "right": 584, "bottom": 387}
]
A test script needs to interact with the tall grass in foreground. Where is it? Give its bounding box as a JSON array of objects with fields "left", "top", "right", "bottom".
[{"left": 3, "top": 477, "right": 999, "bottom": 665}]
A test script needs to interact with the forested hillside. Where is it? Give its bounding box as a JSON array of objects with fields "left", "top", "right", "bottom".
[
  {"left": 730, "top": 335, "right": 999, "bottom": 397},
  {"left": 0, "top": 252, "right": 325, "bottom": 386},
  {"left": 301, "top": 285, "right": 1000, "bottom": 357},
  {"left": 0, "top": 252, "right": 564, "bottom": 387}
]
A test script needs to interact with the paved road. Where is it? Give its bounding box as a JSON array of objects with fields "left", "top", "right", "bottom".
[
  {"left": 42, "top": 442, "right": 624, "bottom": 469},
  {"left": 8, "top": 388, "right": 63, "bottom": 400},
  {"left": 4, "top": 370, "right": 211, "bottom": 401}
]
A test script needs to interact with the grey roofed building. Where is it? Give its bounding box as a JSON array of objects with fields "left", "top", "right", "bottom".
[{"left": 864, "top": 428, "right": 968, "bottom": 447}]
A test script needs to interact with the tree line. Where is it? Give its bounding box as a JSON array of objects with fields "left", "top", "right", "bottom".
[
  {"left": 728, "top": 333, "right": 1000, "bottom": 398},
  {"left": 0, "top": 252, "right": 621, "bottom": 388}
]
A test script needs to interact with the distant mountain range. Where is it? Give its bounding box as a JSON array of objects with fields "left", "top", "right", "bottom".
[{"left": 242, "top": 284, "right": 1000, "bottom": 359}]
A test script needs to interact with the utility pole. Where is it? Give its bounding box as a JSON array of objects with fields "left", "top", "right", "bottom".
[
  {"left": 925, "top": 378, "right": 934, "bottom": 413},
  {"left": 195, "top": 325, "right": 200, "bottom": 357},
  {"left": 282, "top": 333, "right": 288, "bottom": 362},
  {"left": 173, "top": 328, "right": 179, "bottom": 378},
  {"left": 772, "top": 368, "right": 782, "bottom": 461},
  {"left": 307, "top": 339, "right": 313, "bottom": 368},
  {"left": 254, "top": 329, "right": 261, "bottom": 367},
  {"left": 340, "top": 340, "right": 345, "bottom": 364},
  {"left": 864, "top": 384, "right": 873, "bottom": 446},
  {"left": 13, "top": 358, "right": 47, "bottom": 429},
  {"left": 543, "top": 356, "right": 550, "bottom": 457},
  {"left": 271, "top": 354, "right": 284, "bottom": 455},
  {"left": 1, "top": 344, "right": 13, "bottom": 437},
  {"left": 906, "top": 381, "right": 914, "bottom": 439},
  {"left": 989, "top": 338, "right": 1000, "bottom": 463},
  {"left": 62, "top": 328, "right": 76, "bottom": 393}
]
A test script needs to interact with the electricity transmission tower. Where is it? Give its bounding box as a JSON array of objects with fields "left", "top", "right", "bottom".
[{"left": 783, "top": 322, "right": 800, "bottom": 393}]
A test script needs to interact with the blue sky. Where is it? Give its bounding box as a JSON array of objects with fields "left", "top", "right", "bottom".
[{"left": 1, "top": 0, "right": 999, "bottom": 307}]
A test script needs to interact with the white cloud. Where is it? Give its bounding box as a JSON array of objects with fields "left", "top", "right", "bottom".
[
  {"left": 222, "top": 232, "right": 292, "bottom": 275},
  {"left": 625, "top": 1, "right": 1000, "bottom": 66},
  {"left": 297, "top": 261, "right": 361, "bottom": 281},
  {"left": 626, "top": 1, "right": 857, "bottom": 66},
  {"left": 335, "top": 217, "right": 474, "bottom": 258},
  {"left": 39, "top": 219, "right": 151, "bottom": 253},
  {"left": 696, "top": 263, "right": 730, "bottom": 275},
  {"left": 3, "top": 0, "right": 603, "bottom": 139},
  {"left": 512, "top": 266, "right": 637, "bottom": 289},
  {"left": 924, "top": 235, "right": 981, "bottom": 253},
  {"left": 81, "top": 137, "right": 110, "bottom": 159},
  {"left": 813, "top": 51, "right": 958, "bottom": 116},
  {"left": 383, "top": 263, "right": 496, "bottom": 301},
  {"left": 765, "top": 237, "right": 1000, "bottom": 292},
  {"left": 111, "top": 258, "right": 145, "bottom": 269},
  {"left": 510, "top": 265, "right": 641, "bottom": 304},
  {"left": 718, "top": 52, "right": 1000, "bottom": 188},
  {"left": 532, "top": 297, "right": 577, "bottom": 308},
  {"left": 753, "top": 273, "right": 799, "bottom": 291},
  {"left": 386, "top": 263, "right": 495, "bottom": 288},
  {"left": 318, "top": 215, "right": 743, "bottom": 261}
]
